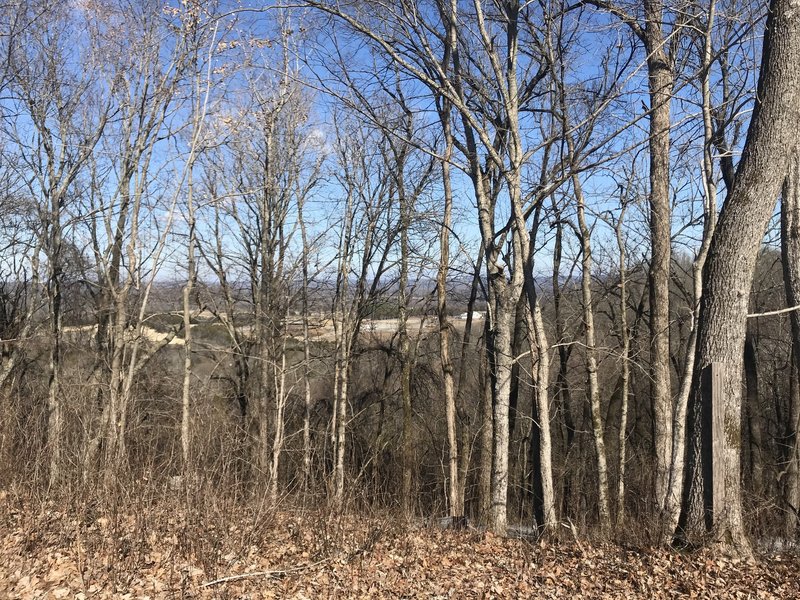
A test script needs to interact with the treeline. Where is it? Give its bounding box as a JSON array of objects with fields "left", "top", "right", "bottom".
[{"left": 1, "top": 0, "right": 800, "bottom": 557}]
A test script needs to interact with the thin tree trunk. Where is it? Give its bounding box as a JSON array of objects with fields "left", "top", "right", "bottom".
[
  {"left": 269, "top": 339, "right": 288, "bottom": 503},
  {"left": 298, "top": 188, "right": 313, "bottom": 495},
  {"left": 181, "top": 161, "right": 196, "bottom": 477},
  {"left": 331, "top": 181, "right": 353, "bottom": 507},
  {"left": 643, "top": 0, "right": 675, "bottom": 518},
  {"left": 782, "top": 148, "right": 800, "bottom": 533},
  {"left": 574, "top": 175, "right": 611, "bottom": 534},
  {"left": 46, "top": 217, "right": 63, "bottom": 487},
  {"left": 399, "top": 183, "right": 413, "bottom": 516},
  {"left": 454, "top": 248, "right": 484, "bottom": 513},
  {"left": 436, "top": 7, "right": 461, "bottom": 523},
  {"left": 334, "top": 350, "right": 349, "bottom": 507},
  {"left": 743, "top": 334, "right": 763, "bottom": 494},
  {"left": 666, "top": 0, "right": 718, "bottom": 538},
  {"left": 615, "top": 207, "right": 630, "bottom": 530},
  {"left": 551, "top": 218, "right": 576, "bottom": 516},
  {"left": 478, "top": 322, "right": 493, "bottom": 525},
  {"left": 786, "top": 356, "right": 800, "bottom": 533},
  {"left": 527, "top": 294, "right": 556, "bottom": 533}
]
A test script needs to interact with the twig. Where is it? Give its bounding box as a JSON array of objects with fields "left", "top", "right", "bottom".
[
  {"left": 200, "top": 556, "right": 332, "bottom": 588},
  {"left": 748, "top": 303, "right": 800, "bottom": 318}
]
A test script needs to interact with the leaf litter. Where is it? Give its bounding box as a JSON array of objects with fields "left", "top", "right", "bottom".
[{"left": 0, "top": 496, "right": 797, "bottom": 599}]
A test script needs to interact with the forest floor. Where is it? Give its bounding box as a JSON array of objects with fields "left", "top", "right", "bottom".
[{"left": 0, "top": 492, "right": 798, "bottom": 599}]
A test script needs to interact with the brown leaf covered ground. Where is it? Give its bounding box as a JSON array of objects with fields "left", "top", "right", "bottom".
[{"left": 0, "top": 492, "right": 797, "bottom": 599}]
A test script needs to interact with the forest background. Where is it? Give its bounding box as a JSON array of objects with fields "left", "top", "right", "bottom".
[{"left": 2, "top": 1, "right": 800, "bottom": 592}]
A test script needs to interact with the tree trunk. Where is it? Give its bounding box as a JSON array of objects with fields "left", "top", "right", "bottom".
[
  {"left": 782, "top": 148, "right": 800, "bottom": 533},
  {"left": 666, "top": 1, "right": 719, "bottom": 536},
  {"left": 478, "top": 323, "right": 493, "bottom": 525},
  {"left": 615, "top": 207, "right": 631, "bottom": 530},
  {"left": 181, "top": 162, "right": 196, "bottom": 477},
  {"left": 644, "top": 0, "right": 675, "bottom": 518},
  {"left": 45, "top": 193, "right": 64, "bottom": 487},
  {"left": 489, "top": 293, "right": 517, "bottom": 534},
  {"left": 334, "top": 349, "right": 349, "bottom": 507},
  {"left": 46, "top": 232, "right": 63, "bottom": 488},
  {"left": 743, "top": 334, "right": 763, "bottom": 494},
  {"left": 551, "top": 218, "right": 576, "bottom": 516},
  {"left": 677, "top": 0, "right": 800, "bottom": 554},
  {"left": 399, "top": 178, "right": 413, "bottom": 516},
  {"left": 298, "top": 191, "right": 313, "bottom": 496},
  {"left": 269, "top": 342, "right": 288, "bottom": 503},
  {"left": 786, "top": 356, "right": 800, "bottom": 534},
  {"left": 438, "top": 117, "right": 461, "bottom": 518},
  {"left": 455, "top": 248, "right": 484, "bottom": 514},
  {"left": 575, "top": 174, "right": 611, "bottom": 534},
  {"left": 526, "top": 293, "right": 556, "bottom": 533}
]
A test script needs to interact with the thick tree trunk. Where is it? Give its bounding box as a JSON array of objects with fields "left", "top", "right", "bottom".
[
  {"left": 677, "top": 0, "right": 800, "bottom": 554},
  {"left": 489, "top": 300, "right": 515, "bottom": 534}
]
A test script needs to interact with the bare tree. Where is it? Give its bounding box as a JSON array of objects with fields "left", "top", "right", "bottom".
[
  {"left": 665, "top": 0, "right": 720, "bottom": 535},
  {"left": 180, "top": 3, "right": 223, "bottom": 477},
  {"left": 581, "top": 0, "right": 682, "bottom": 523},
  {"left": 677, "top": 0, "right": 800, "bottom": 555},
  {"left": 198, "top": 31, "right": 322, "bottom": 499},
  {"left": 3, "top": 1, "right": 112, "bottom": 483},
  {"left": 613, "top": 202, "right": 631, "bottom": 529},
  {"left": 80, "top": 2, "right": 196, "bottom": 482},
  {"left": 328, "top": 115, "right": 400, "bottom": 506}
]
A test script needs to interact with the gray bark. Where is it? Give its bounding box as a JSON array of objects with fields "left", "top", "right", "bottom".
[
  {"left": 677, "top": 0, "right": 800, "bottom": 555},
  {"left": 782, "top": 148, "right": 800, "bottom": 532}
]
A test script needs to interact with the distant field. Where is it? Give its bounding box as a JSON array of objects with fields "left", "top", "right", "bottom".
[{"left": 60, "top": 314, "right": 481, "bottom": 347}]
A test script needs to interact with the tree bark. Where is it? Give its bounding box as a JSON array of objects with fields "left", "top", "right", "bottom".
[
  {"left": 399, "top": 158, "right": 413, "bottom": 516},
  {"left": 666, "top": 0, "right": 718, "bottom": 536},
  {"left": 438, "top": 109, "right": 462, "bottom": 518},
  {"left": 677, "top": 0, "right": 800, "bottom": 555},
  {"left": 643, "top": 0, "right": 675, "bottom": 518},
  {"left": 614, "top": 207, "right": 630, "bottom": 530},
  {"left": 782, "top": 148, "right": 800, "bottom": 533},
  {"left": 743, "top": 333, "right": 763, "bottom": 494},
  {"left": 525, "top": 290, "right": 556, "bottom": 533},
  {"left": 298, "top": 180, "right": 314, "bottom": 496},
  {"left": 575, "top": 174, "right": 611, "bottom": 534},
  {"left": 478, "top": 321, "right": 493, "bottom": 525},
  {"left": 551, "top": 217, "right": 576, "bottom": 516}
]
